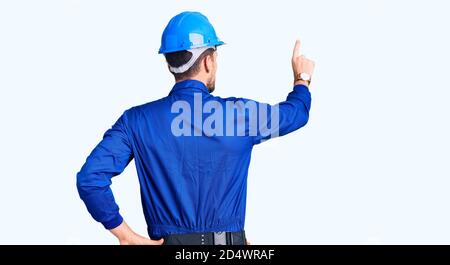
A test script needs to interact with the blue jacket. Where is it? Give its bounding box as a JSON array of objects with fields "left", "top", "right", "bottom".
[{"left": 77, "top": 79, "right": 311, "bottom": 239}]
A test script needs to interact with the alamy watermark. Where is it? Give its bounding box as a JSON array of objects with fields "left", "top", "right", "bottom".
[{"left": 171, "top": 93, "right": 279, "bottom": 139}]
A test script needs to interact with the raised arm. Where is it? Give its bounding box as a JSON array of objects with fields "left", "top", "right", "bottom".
[{"left": 254, "top": 40, "right": 315, "bottom": 144}]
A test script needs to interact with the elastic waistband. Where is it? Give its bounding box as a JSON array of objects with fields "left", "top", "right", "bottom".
[{"left": 147, "top": 220, "right": 244, "bottom": 239}]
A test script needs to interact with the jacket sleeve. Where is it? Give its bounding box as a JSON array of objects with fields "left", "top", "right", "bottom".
[
  {"left": 253, "top": 84, "right": 311, "bottom": 144},
  {"left": 76, "top": 112, "right": 133, "bottom": 230}
]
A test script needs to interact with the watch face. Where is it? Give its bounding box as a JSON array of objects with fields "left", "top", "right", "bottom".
[{"left": 300, "top": 73, "right": 311, "bottom": 81}]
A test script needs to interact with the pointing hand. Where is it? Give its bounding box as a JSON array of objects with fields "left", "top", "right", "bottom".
[{"left": 292, "top": 39, "right": 315, "bottom": 86}]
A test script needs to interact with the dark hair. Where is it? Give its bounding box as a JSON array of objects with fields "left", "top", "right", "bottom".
[{"left": 165, "top": 48, "right": 215, "bottom": 80}]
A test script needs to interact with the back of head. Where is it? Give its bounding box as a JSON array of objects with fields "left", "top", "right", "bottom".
[{"left": 164, "top": 48, "right": 216, "bottom": 81}]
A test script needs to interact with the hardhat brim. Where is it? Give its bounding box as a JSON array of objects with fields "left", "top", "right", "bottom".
[{"left": 158, "top": 41, "right": 225, "bottom": 54}]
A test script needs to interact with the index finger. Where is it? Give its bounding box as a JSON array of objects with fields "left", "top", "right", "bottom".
[{"left": 292, "top": 39, "right": 301, "bottom": 58}]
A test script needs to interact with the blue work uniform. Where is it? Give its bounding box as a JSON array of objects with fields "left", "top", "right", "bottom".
[{"left": 77, "top": 79, "right": 311, "bottom": 239}]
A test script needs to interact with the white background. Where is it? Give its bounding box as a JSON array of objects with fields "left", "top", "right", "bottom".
[{"left": 0, "top": 0, "right": 449, "bottom": 244}]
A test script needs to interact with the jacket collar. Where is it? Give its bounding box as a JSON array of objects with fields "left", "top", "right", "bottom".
[{"left": 169, "top": 79, "right": 210, "bottom": 95}]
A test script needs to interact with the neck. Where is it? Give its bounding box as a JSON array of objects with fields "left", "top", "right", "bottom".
[{"left": 176, "top": 75, "right": 208, "bottom": 86}]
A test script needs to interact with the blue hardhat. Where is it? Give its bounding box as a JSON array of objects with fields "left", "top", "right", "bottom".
[{"left": 158, "top": 11, "right": 225, "bottom": 54}]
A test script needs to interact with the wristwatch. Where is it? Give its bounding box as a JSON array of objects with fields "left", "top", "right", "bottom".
[{"left": 297, "top": 72, "right": 311, "bottom": 85}]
